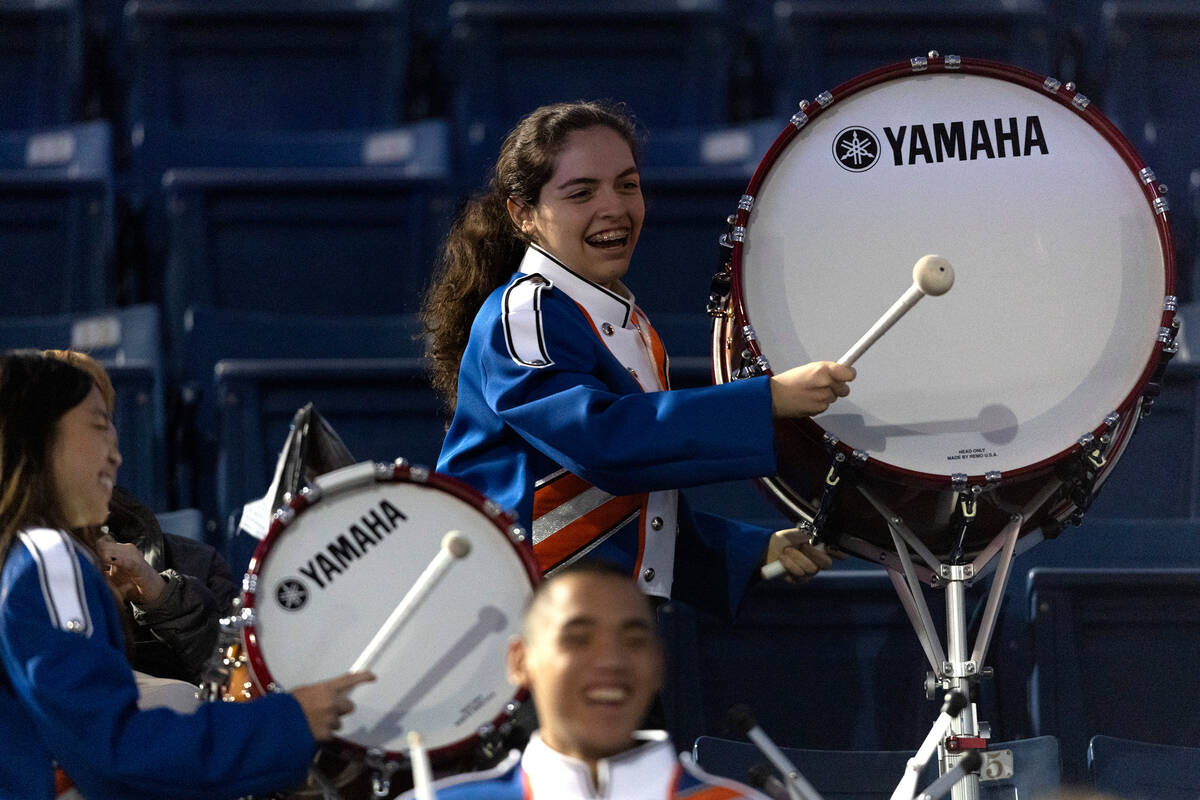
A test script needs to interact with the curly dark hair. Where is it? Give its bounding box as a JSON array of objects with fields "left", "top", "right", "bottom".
[{"left": 421, "top": 101, "right": 642, "bottom": 413}]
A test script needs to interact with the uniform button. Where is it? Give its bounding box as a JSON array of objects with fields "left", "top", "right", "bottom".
[
  {"left": 650, "top": 516, "right": 663, "bottom": 530},
  {"left": 65, "top": 619, "right": 84, "bottom": 633},
  {"left": 601, "top": 322, "right": 615, "bottom": 336},
  {"left": 642, "top": 568, "right": 656, "bottom": 582},
  {"left": 628, "top": 368, "right": 639, "bottom": 379}
]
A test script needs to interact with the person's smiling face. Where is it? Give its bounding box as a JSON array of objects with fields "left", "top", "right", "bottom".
[
  {"left": 51, "top": 385, "right": 121, "bottom": 528},
  {"left": 509, "top": 125, "right": 645, "bottom": 290},
  {"left": 507, "top": 571, "right": 663, "bottom": 766}
]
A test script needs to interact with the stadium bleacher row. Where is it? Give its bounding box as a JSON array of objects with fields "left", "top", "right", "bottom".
[{"left": 3, "top": 0, "right": 1200, "bottom": 796}]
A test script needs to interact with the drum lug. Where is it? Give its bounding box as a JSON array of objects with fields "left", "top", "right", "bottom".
[
  {"left": 272, "top": 505, "right": 296, "bottom": 527},
  {"left": 1141, "top": 318, "right": 1180, "bottom": 418},
  {"left": 947, "top": 487, "right": 982, "bottom": 565},
  {"left": 910, "top": 55, "right": 929, "bottom": 72},
  {"left": 707, "top": 267, "right": 731, "bottom": 317},
  {"left": 300, "top": 482, "right": 323, "bottom": 505},
  {"left": 790, "top": 105, "right": 809, "bottom": 130},
  {"left": 365, "top": 748, "right": 399, "bottom": 800},
  {"left": 809, "top": 451, "right": 849, "bottom": 542}
]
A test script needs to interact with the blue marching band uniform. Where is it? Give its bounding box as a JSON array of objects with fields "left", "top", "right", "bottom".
[
  {"left": 399, "top": 732, "right": 769, "bottom": 800},
  {"left": 0, "top": 528, "right": 315, "bottom": 799},
  {"left": 1, "top": 245, "right": 786, "bottom": 796},
  {"left": 438, "top": 245, "right": 781, "bottom": 615}
]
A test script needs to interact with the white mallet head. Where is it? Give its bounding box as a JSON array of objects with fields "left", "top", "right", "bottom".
[
  {"left": 912, "top": 255, "right": 955, "bottom": 296},
  {"left": 442, "top": 531, "right": 471, "bottom": 559}
]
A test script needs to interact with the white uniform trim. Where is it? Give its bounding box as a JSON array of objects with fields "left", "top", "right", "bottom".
[
  {"left": 503, "top": 273, "right": 555, "bottom": 368},
  {"left": 17, "top": 528, "right": 93, "bottom": 637},
  {"left": 396, "top": 750, "right": 522, "bottom": 799}
]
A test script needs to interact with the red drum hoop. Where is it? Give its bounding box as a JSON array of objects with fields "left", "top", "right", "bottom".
[
  {"left": 715, "top": 56, "right": 1176, "bottom": 561},
  {"left": 239, "top": 461, "right": 539, "bottom": 766}
]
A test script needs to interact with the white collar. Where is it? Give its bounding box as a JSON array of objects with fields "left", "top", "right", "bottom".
[
  {"left": 518, "top": 244, "right": 636, "bottom": 329},
  {"left": 521, "top": 730, "right": 676, "bottom": 799}
]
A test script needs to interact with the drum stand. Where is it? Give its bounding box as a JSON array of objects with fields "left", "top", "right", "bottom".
[{"left": 854, "top": 485, "right": 1050, "bottom": 800}]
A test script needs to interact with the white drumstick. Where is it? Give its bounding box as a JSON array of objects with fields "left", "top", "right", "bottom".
[
  {"left": 762, "top": 256, "right": 954, "bottom": 580},
  {"left": 760, "top": 540, "right": 824, "bottom": 581},
  {"left": 408, "top": 731, "right": 437, "bottom": 800},
  {"left": 837, "top": 255, "right": 955, "bottom": 366},
  {"left": 349, "top": 531, "right": 471, "bottom": 673}
]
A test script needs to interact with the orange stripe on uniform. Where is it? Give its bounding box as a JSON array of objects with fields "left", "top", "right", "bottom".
[
  {"left": 532, "top": 492, "right": 646, "bottom": 573},
  {"left": 633, "top": 309, "right": 670, "bottom": 390},
  {"left": 532, "top": 471, "right": 594, "bottom": 521},
  {"left": 675, "top": 787, "right": 743, "bottom": 800}
]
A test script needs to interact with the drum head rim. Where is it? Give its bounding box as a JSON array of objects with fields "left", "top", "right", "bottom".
[
  {"left": 241, "top": 461, "right": 540, "bottom": 762},
  {"left": 723, "top": 55, "right": 1175, "bottom": 487}
]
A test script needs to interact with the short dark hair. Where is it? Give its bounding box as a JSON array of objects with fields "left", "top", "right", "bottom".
[{"left": 522, "top": 560, "right": 654, "bottom": 638}]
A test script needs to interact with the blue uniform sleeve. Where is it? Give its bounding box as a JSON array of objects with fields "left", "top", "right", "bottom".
[
  {"left": 671, "top": 498, "right": 773, "bottom": 617},
  {"left": 0, "top": 543, "right": 314, "bottom": 800},
  {"left": 481, "top": 289, "right": 778, "bottom": 495}
]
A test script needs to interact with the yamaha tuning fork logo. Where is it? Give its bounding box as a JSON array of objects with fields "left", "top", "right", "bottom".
[
  {"left": 833, "top": 126, "right": 880, "bottom": 172},
  {"left": 275, "top": 579, "right": 309, "bottom": 611}
]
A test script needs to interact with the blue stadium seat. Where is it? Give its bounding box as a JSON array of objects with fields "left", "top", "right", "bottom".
[
  {"left": 126, "top": 0, "right": 407, "bottom": 135},
  {"left": 0, "top": 304, "right": 167, "bottom": 510},
  {"left": 445, "top": 0, "right": 733, "bottom": 188},
  {"left": 1027, "top": 568, "right": 1200, "bottom": 783},
  {"left": 1099, "top": 2, "right": 1200, "bottom": 301},
  {"left": 159, "top": 121, "right": 452, "bottom": 344},
  {"left": 125, "top": 0, "right": 410, "bottom": 215},
  {"left": 152, "top": 507, "right": 206, "bottom": 544},
  {"left": 658, "top": 571, "right": 943, "bottom": 752},
  {"left": 1085, "top": 358, "right": 1200, "bottom": 520},
  {"left": 764, "top": 0, "right": 1051, "bottom": 117},
  {"left": 1088, "top": 735, "right": 1200, "bottom": 800},
  {"left": 634, "top": 119, "right": 779, "bottom": 322},
  {"left": 178, "top": 307, "right": 432, "bottom": 542},
  {"left": 0, "top": 0, "right": 82, "bottom": 129},
  {"left": 692, "top": 734, "right": 1060, "bottom": 800},
  {"left": 0, "top": 120, "right": 113, "bottom": 314}
]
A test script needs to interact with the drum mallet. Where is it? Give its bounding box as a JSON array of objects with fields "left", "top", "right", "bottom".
[
  {"left": 760, "top": 255, "right": 954, "bottom": 581},
  {"left": 837, "top": 254, "right": 955, "bottom": 366},
  {"left": 408, "top": 731, "right": 437, "bottom": 800},
  {"left": 349, "top": 531, "right": 471, "bottom": 674}
]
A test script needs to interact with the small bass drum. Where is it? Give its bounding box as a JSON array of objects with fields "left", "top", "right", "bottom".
[{"left": 238, "top": 461, "right": 538, "bottom": 786}]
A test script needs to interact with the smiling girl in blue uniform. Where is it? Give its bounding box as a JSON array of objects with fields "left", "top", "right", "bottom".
[
  {"left": 423, "top": 102, "right": 855, "bottom": 616},
  {"left": 0, "top": 351, "right": 373, "bottom": 799}
]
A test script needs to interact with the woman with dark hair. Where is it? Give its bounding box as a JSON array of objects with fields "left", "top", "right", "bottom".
[
  {"left": 423, "top": 101, "right": 855, "bottom": 616},
  {"left": 0, "top": 351, "right": 373, "bottom": 799},
  {"left": 45, "top": 349, "right": 238, "bottom": 689}
]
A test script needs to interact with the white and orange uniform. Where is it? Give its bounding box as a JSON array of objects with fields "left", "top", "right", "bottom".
[
  {"left": 438, "top": 245, "right": 778, "bottom": 615},
  {"left": 398, "top": 731, "right": 771, "bottom": 800}
]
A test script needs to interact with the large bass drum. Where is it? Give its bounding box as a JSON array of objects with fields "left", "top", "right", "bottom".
[{"left": 713, "top": 56, "right": 1177, "bottom": 565}]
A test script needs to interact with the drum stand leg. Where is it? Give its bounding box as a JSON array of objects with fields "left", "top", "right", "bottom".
[{"left": 868, "top": 492, "right": 1023, "bottom": 800}]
